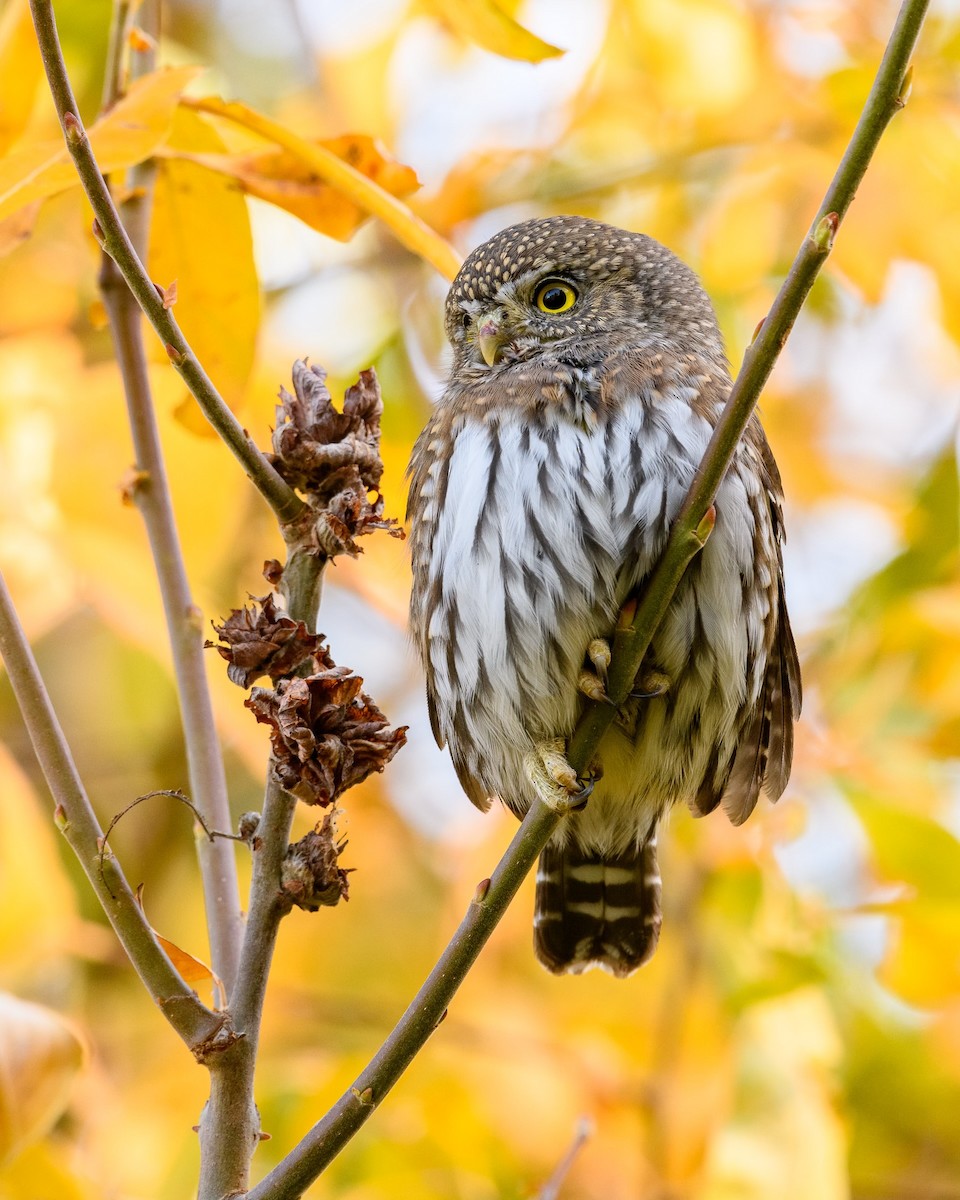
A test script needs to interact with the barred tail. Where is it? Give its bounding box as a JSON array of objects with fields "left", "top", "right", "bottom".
[{"left": 534, "top": 837, "right": 662, "bottom": 977}]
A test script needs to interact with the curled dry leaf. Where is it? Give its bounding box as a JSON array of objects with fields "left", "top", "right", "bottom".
[
  {"left": 162, "top": 133, "right": 420, "bottom": 242},
  {"left": 246, "top": 662, "right": 407, "bottom": 806},
  {"left": 206, "top": 593, "right": 328, "bottom": 688},
  {"left": 269, "top": 362, "right": 402, "bottom": 557},
  {"left": 0, "top": 993, "right": 84, "bottom": 1164},
  {"left": 280, "top": 811, "right": 352, "bottom": 912}
]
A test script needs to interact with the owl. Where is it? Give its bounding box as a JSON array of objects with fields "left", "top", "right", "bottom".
[{"left": 407, "top": 216, "right": 800, "bottom": 977}]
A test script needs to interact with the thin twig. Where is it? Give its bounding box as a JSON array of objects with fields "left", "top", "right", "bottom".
[
  {"left": 245, "top": 1, "right": 929, "bottom": 1194},
  {"left": 96, "top": 788, "right": 246, "bottom": 895},
  {"left": 0, "top": 570, "right": 232, "bottom": 1056},
  {"left": 97, "top": 0, "right": 244, "bottom": 1000},
  {"left": 26, "top": 0, "right": 304, "bottom": 525},
  {"left": 537, "top": 1118, "right": 594, "bottom": 1200}
]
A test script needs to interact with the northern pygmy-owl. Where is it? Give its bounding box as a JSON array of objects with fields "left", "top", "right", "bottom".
[{"left": 407, "top": 216, "right": 801, "bottom": 977}]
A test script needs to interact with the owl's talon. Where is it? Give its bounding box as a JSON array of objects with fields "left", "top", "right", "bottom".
[
  {"left": 566, "top": 770, "right": 596, "bottom": 811},
  {"left": 578, "top": 638, "right": 612, "bottom": 702},
  {"left": 587, "top": 638, "right": 611, "bottom": 682},
  {"left": 577, "top": 669, "right": 609, "bottom": 704},
  {"left": 525, "top": 739, "right": 595, "bottom": 813},
  {"left": 629, "top": 669, "right": 671, "bottom": 700}
]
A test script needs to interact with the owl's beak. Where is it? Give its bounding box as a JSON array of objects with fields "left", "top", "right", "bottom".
[{"left": 476, "top": 316, "right": 508, "bottom": 367}]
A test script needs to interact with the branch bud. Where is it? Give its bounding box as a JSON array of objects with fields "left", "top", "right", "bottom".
[
  {"left": 165, "top": 343, "right": 184, "bottom": 366},
  {"left": 62, "top": 111, "right": 84, "bottom": 144},
  {"left": 694, "top": 505, "right": 717, "bottom": 546},
  {"left": 813, "top": 212, "right": 839, "bottom": 252},
  {"left": 896, "top": 65, "right": 914, "bottom": 109}
]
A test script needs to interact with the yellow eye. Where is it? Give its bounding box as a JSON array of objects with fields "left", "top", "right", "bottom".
[{"left": 534, "top": 280, "right": 578, "bottom": 314}]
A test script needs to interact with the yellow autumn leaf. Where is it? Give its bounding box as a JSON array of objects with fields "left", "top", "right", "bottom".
[
  {"left": 0, "top": 65, "right": 202, "bottom": 225},
  {"left": 0, "top": 993, "right": 84, "bottom": 1164},
  {"left": 160, "top": 132, "right": 421, "bottom": 242},
  {"left": 184, "top": 95, "right": 461, "bottom": 280},
  {"left": 0, "top": 0, "right": 44, "bottom": 156},
  {"left": 428, "top": 0, "right": 564, "bottom": 62},
  {"left": 147, "top": 106, "right": 260, "bottom": 433},
  {"left": 0, "top": 200, "right": 39, "bottom": 257}
]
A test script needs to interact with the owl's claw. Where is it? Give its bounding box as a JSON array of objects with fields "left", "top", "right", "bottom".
[
  {"left": 587, "top": 638, "right": 611, "bottom": 681},
  {"left": 629, "top": 668, "right": 670, "bottom": 700},
  {"left": 525, "top": 738, "right": 598, "bottom": 812},
  {"left": 578, "top": 638, "right": 613, "bottom": 702}
]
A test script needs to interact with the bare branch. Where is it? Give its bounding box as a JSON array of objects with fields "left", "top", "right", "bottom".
[
  {"left": 0, "top": 570, "right": 233, "bottom": 1056},
  {"left": 95, "top": 0, "right": 244, "bottom": 1000}
]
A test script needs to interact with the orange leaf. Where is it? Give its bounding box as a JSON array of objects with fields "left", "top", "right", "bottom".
[
  {"left": 183, "top": 95, "right": 461, "bottom": 280},
  {"left": 134, "top": 886, "right": 226, "bottom": 1007},
  {"left": 164, "top": 134, "right": 420, "bottom": 242}
]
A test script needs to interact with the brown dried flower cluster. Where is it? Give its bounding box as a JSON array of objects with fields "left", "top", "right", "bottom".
[
  {"left": 280, "top": 813, "right": 352, "bottom": 912},
  {"left": 208, "top": 594, "right": 406, "bottom": 808},
  {"left": 268, "top": 361, "right": 402, "bottom": 558},
  {"left": 247, "top": 667, "right": 406, "bottom": 807},
  {"left": 206, "top": 594, "right": 327, "bottom": 688}
]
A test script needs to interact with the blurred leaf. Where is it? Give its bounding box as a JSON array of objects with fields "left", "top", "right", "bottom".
[
  {"left": 729, "top": 951, "right": 829, "bottom": 1011},
  {"left": 185, "top": 95, "right": 461, "bottom": 279},
  {"left": 0, "top": 0, "right": 44, "bottom": 156},
  {"left": 160, "top": 132, "right": 420, "bottom": 241},
  {"left": 0, "top": 993, "right": 84, "bottom": 1164},
  {"left": 851, "top": 791, "right": 960, "bottom": 905},
  {"left": 148, "top": 106, "right": 260, "bottom": 432},
  {"left": 856, "top": 447, "right": 959, "bottom": 612},
  {"left": 0, "top": 65, "right": 202, "bottom": 224},
  {"left": 427, "top": 0, "right": 564, "bottom": 62},
  {"left": 0, "top": 200, "right": 39, "bottom": 257},
  {"left": 851, "top": 792, "right": 960, "bottom": 1005},
  {"left": 0, "top": 1140, "right": 98, "bottom": 1199}
]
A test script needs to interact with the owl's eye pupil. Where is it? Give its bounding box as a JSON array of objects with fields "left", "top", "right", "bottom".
[{"left": 535, "top": 280, "right": 578, "bottom": 314}]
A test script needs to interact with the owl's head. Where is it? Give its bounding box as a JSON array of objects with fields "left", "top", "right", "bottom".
[{"left": 445, "top": 216, "right": 724, "bottom": 378}]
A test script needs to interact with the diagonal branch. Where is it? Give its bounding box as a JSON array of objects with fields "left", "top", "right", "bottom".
[
  {"left": 245, "top": 0, "right": 929, "bottom": 1193},
  {"left": 27, "top": 0, "right": 304, "bottom": 525},
  {"left": 0, "top": 569, "right": 233, "bottom": 1057}
]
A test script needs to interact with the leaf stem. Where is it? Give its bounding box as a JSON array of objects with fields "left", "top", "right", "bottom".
[
  {"left": 26, "top": 0, "right": 304, "bottom": 525},
  {"left": 0, "top": 570, "right": 231, "bottom": 1055},
  {"left": 97, "top": 0, "right": 244, "bottom": 1000},
  {"left": 244, "top": 0, "right": 929, "bottom": 1192}
]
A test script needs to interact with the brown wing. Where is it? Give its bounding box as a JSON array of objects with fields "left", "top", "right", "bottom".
[{"left": 721, "top": 432, "right": 802, "bottom": 826}]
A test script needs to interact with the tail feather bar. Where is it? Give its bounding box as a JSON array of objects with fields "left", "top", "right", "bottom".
[{"left": 534, "top": 837, "right": 662, "bottom": 977}]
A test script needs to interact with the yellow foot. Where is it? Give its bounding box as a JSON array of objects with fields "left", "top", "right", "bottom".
[
  {"left": 578, "top": 638, "right": 612, "bottom": 702},
  {"left": 524, "top": 738, "right": 597, "bottom": 812}
]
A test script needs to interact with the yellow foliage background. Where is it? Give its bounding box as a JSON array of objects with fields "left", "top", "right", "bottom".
[{"left": 1, "top": 0, "right": 959, "bottom": 1197}]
